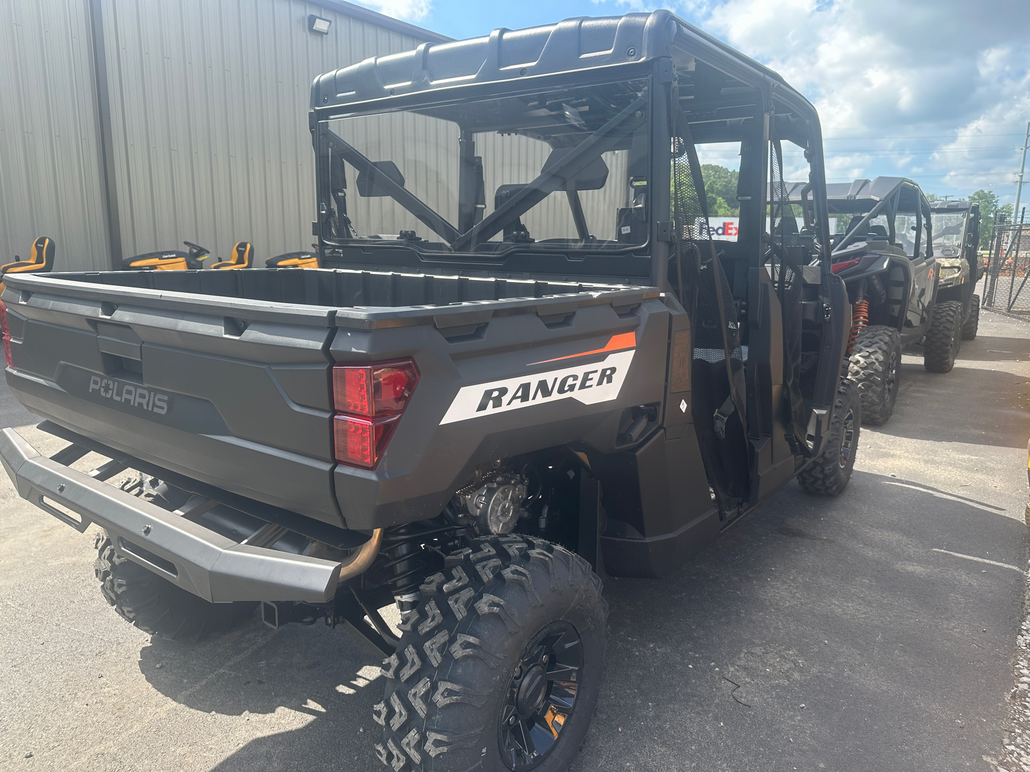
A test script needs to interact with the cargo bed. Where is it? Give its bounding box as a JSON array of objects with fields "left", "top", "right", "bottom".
[{"left": 2, "top": 267, "right": 659, "bottom": 530}]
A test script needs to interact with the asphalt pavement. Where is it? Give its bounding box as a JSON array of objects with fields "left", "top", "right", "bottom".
[{"left": 0, "top": 311, "right": 1028, "bottom": 772}]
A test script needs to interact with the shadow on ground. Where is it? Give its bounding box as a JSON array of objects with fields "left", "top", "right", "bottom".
[{"left": 136, "top": 472, "right": 1026, "bottom": 772}]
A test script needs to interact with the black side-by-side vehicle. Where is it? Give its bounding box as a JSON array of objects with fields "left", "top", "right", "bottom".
[
  {"left": 790, "top": 177, "right": 958, "bottom": 426},
  {"left": 0, "top": 12, "right": 858, "bottom": 771}
]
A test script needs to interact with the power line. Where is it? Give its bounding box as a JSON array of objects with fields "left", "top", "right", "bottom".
[
  {"left": 823, "top": 133, "right": 1026, "bottom": 140},
  {"left": 826, "top": 172, "right": 1015, "bottom": 180},
  {"left": 829, "top": 147, "right": 1018, "bottom": 155}
]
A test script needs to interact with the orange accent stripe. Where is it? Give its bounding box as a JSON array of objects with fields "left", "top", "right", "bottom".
[{"left": 531, "top": 332, "right": 636, "bottom": 365}]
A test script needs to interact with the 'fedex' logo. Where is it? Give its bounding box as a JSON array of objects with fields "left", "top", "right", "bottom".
[{"left": 695, "top": 218, "right": 740, "bottom": 241}]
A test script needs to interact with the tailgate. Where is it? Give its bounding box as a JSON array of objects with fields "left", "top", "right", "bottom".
[{"left": 2, "top": 278, "right": 342, "bottom": 526}]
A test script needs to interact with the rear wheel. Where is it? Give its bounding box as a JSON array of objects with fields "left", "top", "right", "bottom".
[
  {"left": 961, "top": 294, "right": 980, "bottom": 340},
  {"left": 923, "top": 300, "right": 962, "bottom": 373},
  {"left": 848, "top": 325, "right": 901, "bottom": 426},
  {"left": 374, "top": 534, "right": 607, "bottom": 772},
  {"left": 797, "top": 379, "right": 860, "bottom": 496},
  {"left": 94, "top": 531, "right": 255, "bottom": 641}
]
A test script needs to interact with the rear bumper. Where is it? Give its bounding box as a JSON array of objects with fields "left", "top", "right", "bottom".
[{"left": 0, "top": 427, "right": 346, "bottom": 604}]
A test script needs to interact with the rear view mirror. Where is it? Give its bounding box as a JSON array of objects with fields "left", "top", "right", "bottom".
[
  {"left": 356, "top": 161, "right": 405, "bottom": 197},
  {"left": 542, "top": 148, "right": 609, "bottom": 191}
]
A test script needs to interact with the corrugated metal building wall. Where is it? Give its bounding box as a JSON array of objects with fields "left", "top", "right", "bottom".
[
  {"left": 4, "top": 1, "right": 631, "bottom": 271},
  {"left": 1, "top": 0, "right": 445, "bottom": 271},
  {"left": 0, "top": 0, "right": 111, "bottom": 270},
  {"left": 99, "top": 0, "right": 441, "bottom": 265}
]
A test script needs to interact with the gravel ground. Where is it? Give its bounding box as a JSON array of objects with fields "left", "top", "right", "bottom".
[
  {"left": 984, "top": 279, "right": 1030, "bottom": 772},
  {"left": 989, "top": 503, "right": 1030, "bottom": 772}
]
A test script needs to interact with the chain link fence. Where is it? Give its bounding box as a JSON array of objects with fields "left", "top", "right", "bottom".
[{"left": 984, "top": 223, "right": 1030, "bottom": 313}]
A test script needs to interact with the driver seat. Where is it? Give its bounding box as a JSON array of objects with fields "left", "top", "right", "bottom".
[
  {"left": 211, "top": 241, "right": 253, "bottom": 270},
  {"left": 1, "top": 236, "right": 55, "bottom": 276}
]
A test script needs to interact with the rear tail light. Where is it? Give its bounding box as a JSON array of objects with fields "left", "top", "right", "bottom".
[
  {"left": 0, "top": 304, "right": 11, "bottom": 367},
  {"left": 333, "top": 414, "right": 400, "bottom": 470},
  {"left": 831, "top": 258, "right": 861, "bottom": 274},
  {"left": 332, "top": 359, "right": 418, "bottom": 469},
  {"left": 332, "top": 360, "right": 419, "bottom": 417}
]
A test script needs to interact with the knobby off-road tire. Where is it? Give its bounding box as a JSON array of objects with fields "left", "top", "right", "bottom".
[
  {"left": 797, "top": 379, "right": 860, "bottom": 496},
  {"left": 94, "top": 531, "right": 255, "bottom": 641},
  {"left": 848, "top": 325, "right": 901, "bottom": 426},
  {"left": 374, "top": 534, "right": 607, "bottom": 772},
  {"left": 961, "top": 294, "right": 980, "bottom": 340},
  {"left": 923, "top": 300, "right": 963, "bottom": 373}
]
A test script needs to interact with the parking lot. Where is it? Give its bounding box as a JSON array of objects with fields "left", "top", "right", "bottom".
[{"left": 0, "top": 309, "right": 1028, "bottom": 772}]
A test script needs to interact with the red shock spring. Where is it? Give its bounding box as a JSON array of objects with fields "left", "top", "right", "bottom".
[{"left": 848, "top": 298, "right": 869, "bottom": 353}]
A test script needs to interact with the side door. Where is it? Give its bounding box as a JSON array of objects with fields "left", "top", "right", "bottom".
[
  {"left": 902, "top": 197, "right": 937, "bottom": 334},
  {"left": 967, "top": 210, "right": 983, "bottom": 282}
]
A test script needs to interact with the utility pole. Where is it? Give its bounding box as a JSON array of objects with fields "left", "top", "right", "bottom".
[
  {"left": 1013, "top": 121, "right": 1030, "bottom": 229},
  {"left": 1002, "top": 122, "right": 1030, "bottom": 261}
]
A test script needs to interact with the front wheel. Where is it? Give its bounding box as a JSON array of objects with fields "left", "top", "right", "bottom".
[
  {"left": 374, "top": 535, "right": 607, "bottom": 772},
  {"left": 923, "top": 300, "right": 963, "bottom": 373},
  {"left": 797, "top": 379, "right": 860, "bottom": 496},
  {"left": 961, "top": 294, "right": 980, "bottom": 340}
]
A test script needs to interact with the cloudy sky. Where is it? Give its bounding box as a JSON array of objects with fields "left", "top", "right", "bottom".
[{"left": 352, "top": 0, "right": 1030, "bottom": 209}]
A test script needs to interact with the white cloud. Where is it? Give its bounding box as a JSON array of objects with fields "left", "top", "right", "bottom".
[
  {"left": 355, "top": 0, "right": 432, "bottom": 23},
  {"left": 698, "top": 0, "right": 1030, "bottom": 200}
]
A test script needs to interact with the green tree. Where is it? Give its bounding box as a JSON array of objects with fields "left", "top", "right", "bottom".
[
  {"left": 708, "top": 195, "right": 734, "bottom": 217},
  {"left": 670, "top": 162, "right": 741, "bottom": 220},
  {"left": 700, "top": 164, "right": 740, "bottom": 216},
  {"left": 969, "top": 189, "right": 1000, "bottom": 249},
  {"left": 924, "top": 192, "right": 939, "bottom": 202}
]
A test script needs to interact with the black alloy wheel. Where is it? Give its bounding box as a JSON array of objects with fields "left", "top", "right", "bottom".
[{"left": 499, "top": 621, "right": 583, "bottom": 769}]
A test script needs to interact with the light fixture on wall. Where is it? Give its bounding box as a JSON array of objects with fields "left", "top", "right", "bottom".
[{"left": 309, "top": 14, "right": 331, "bottom": 34}]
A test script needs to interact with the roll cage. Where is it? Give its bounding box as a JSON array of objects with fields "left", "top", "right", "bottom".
[
  {"left": 309, "top": 11, "right": 833, "bottom": 289},
  {"left": 799, "top": 177, "right": 933, "bottom": 256}
]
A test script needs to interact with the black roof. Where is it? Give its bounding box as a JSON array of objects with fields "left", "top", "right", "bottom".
[
  {"left": 310, "top": 11, "right": 810, "bottom": 116},
  {"left": 823, "top": 177, "right": 920, "bottom": 202},
  {"left": 786, "top": 176, "right": 929, "bottom": 215},
  {"left": 930, "top": 200, "right": 979, "bottom": 213}
]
